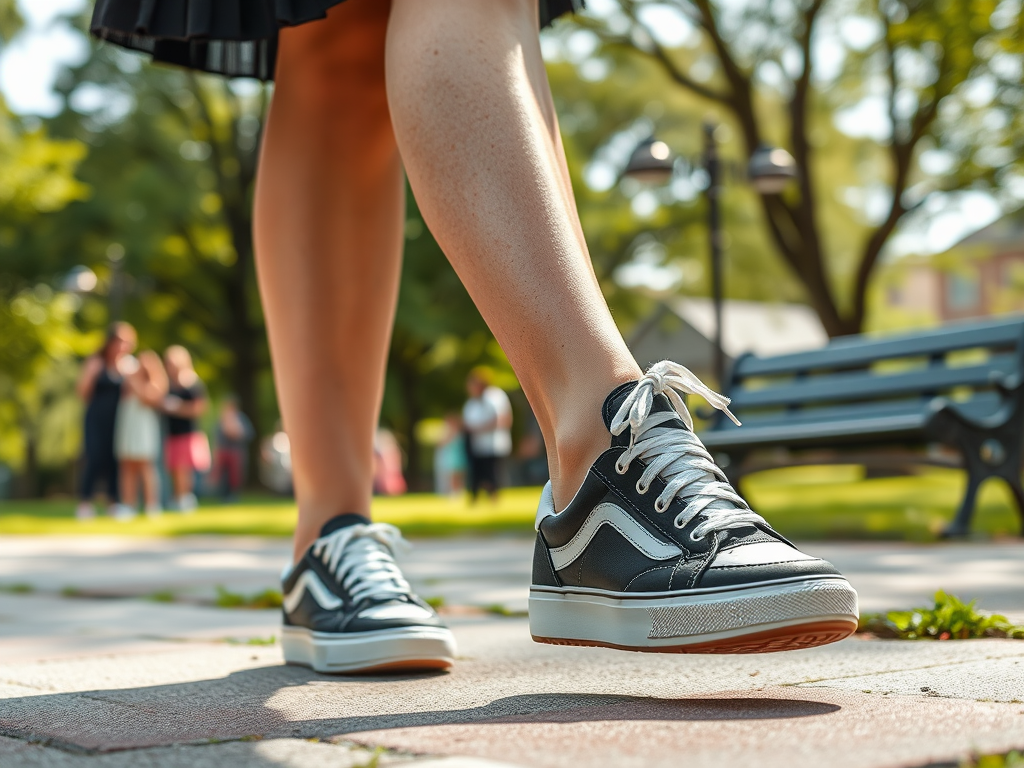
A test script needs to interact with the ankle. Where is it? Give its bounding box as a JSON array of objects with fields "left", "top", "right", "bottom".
[
  {"left": 537, "top": 367, "right": 640, "bottom": 510},
  {"left": 547, "top": 406, "right": 614, "bottom": 511}
]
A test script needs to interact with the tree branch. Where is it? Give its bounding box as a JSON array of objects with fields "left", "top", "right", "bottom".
[
  {"left": 850, "top": 21, "right": 949, "bottom": 329},
  {"left": 613, "top": 2, "right": 731, "bottom": 103}
]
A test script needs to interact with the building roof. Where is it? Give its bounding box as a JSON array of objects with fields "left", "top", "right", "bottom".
[
  {"left": 955, "top": 207, "right": 1024, "bottom": 248},
  {"left": 668, "top": 297, "right": 828, "bottom": 358},
  {"left": 627, "top": 298, "right": 828, "bottom": 375}
]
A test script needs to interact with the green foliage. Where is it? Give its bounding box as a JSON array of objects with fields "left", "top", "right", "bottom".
[
  {"left": 0, "top": 286, "right": 97, "bottom": 476},
  {"left": 0, "top": 111, "right": 89, "bottom": 215},
  {"left": 424, "top": 595, "right": 446, "bottom": 609},
  {"left": 858, "top": 591, "right": 1024, "bottom": 640},
  {"left": 0, "top": 0, "right": 21, "bottom": 43},
  {"left": 145, "top": 590, "right": 177, "bottom": 603},
  {"left": 571, "top": 0, "right": 1024, "bottom": 334},
  {"left": 214, "top": 586, "right": 283, "bottom": 609},
  {"left": 960, "top": 752, "right": 1024, "bottom": 768},
  {"left": 0, "top": 104, "right": 93, "bottom": 481}
]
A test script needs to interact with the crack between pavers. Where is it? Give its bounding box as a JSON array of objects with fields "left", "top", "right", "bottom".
[
  {"left": 780, "top": 649, "right": 1024, "bottom": 689},
  {"left": 0, "top": 728, "right": 421, "bottom": 761}
]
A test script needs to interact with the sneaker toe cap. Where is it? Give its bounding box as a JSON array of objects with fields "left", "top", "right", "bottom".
[{"left": 701, "top": 541, "right": 842, "bottom": 588}]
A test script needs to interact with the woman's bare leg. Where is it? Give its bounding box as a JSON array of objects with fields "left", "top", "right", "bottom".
[
  {"left": 120, "top": 460, "right": 139, "bottom": 510},
  {"left": 140, "top": 461, "right": 159, "bottom": 510},
  {"left": 386, "top": 0, "right": 641, "bottom": 509},
  {"left": 254, "top": 0, "right": 404, "bottom": 561}
]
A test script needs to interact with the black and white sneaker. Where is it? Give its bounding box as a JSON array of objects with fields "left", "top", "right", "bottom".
[
  {"left": 530, "top": 361, "right": 859, "bottom": 654},
  {"left": 281, "top": 514, "right": 456, "bottom": 673}
]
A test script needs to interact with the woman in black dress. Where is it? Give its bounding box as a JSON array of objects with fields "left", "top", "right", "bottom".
[
  {"left": 88, "top": 0, "right": 858, "bottom": 673},
  {"left": 75, "top": 322, "right": 137, "bottom": 521}
]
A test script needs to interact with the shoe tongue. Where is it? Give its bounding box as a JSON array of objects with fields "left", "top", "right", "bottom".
[
  {"left": 319, "top": 513, "right": 372, "bottom": 537},
  {"left": 601, "top": 381, "right": 690, "bottom": 447}
]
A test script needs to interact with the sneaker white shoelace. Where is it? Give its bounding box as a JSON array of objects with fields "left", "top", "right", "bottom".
[
  {"left": 609, "top": 361, "right": 768, "bottom": 541},
  {"left": 312, "top": 523, "right": 414, "bottom": 604}
]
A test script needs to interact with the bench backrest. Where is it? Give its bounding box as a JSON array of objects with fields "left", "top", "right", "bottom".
[{"left": 716, "top": 316, "right": 1024, "bottom": 425}]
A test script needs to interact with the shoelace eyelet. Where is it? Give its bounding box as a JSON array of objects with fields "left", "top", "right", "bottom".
[
  {"left": 636, "top": 481, "right": 649, "bottom": 495},
  {"left": 689, "top": 529, "right": 705, "bottom": 541},
  {"left": 615, "top": 460, "right": 629, "bottom": 475},
  {"left": 654, "top": 498, "right": 669, "bottom": 514}
]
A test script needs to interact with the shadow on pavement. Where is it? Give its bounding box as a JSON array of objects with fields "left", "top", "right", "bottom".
[{"left": 0, "top": 664, "right": 841, "bottom": 753}]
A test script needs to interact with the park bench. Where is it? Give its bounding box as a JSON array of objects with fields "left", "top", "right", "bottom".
[{"left": 699, "top": 316, "right": 1024, "bottom": 536}]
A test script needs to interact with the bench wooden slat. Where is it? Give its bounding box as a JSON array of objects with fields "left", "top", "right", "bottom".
[
  {"left": 728, "top": 354, "right": 1020, "bottom": 410},
  {"left": 734, "top": 317, "right": 1024, "bottom": 377},
  {"left": 700, "top": 392, "right": 1006, "bottom": 451},
  {"left": 701, "top": 412, "right": 927, "bottom": 449}
]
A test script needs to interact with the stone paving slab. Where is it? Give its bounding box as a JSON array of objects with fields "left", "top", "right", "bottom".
[
  {"left": 801, "top": 655, "right": 1024, "bottom": 702},
  {"left": 0, "top": 734, "right": 519, "bottom": 768},
  {"left": 347, "top": 687, "right": 1024, "bottom": 768},
  {"left": 0, "top": 593, "right": 279, "bottom": 661},
  {"left": 2, "top": 620, "right": 1023, "bottom": 757}
]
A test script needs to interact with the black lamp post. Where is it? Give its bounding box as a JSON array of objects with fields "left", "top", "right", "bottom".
[{"left": 623, "top": 125, "right": 796, "bottom": 385}]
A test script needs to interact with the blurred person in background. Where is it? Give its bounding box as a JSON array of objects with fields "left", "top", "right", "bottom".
[
  {"left": 433, "top": 412, "right": 467, "bottom": 496},
  {"left": 259, "top": 422, "right": 293, "bottom": 495},
  {"left": 115, "top": 350, "right": 169, "bottom": 517},
  {"left": 213, "top": 395, "right": 254, "bottom": 502},
  {"left": 462, "top": 368, "right": 513, "bottom": 503},
  {"left": 372, "top": 427, "right": 407, "bottom": 496},
  {"left": 162, "top": 345, "right": 210, "bottom": 512},
  {"left": 75, "top": 322, "right": 137, "bottom": 522}
]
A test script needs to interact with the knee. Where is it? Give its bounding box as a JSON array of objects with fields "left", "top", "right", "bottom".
[{"left": 275, "top": 5, "right": 390, "bottom": 114}]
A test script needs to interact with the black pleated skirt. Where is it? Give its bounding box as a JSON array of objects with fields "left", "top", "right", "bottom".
[{"left": 90, "top": 0, "right": 584, "bottom": 81}]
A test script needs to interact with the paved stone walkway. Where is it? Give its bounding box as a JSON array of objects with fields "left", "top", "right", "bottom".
[{"left": 0, "top": 536, "right": 1022, "bottom": 767}]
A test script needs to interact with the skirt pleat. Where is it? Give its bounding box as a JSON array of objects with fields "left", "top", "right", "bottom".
[{"left": 91, "top": 0, "right": 584, "bottom": 81}]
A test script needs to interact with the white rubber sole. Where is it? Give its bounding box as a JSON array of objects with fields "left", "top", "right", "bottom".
[
  {"left": 281, "top": 625, "right": 457, "bottom": 673},
  {"left": 530, "top": 576, "right": 859, "bottom": 654}
]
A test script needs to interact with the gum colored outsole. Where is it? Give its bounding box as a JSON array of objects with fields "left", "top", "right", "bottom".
[
  {"left": 532, "top": 619, "right": 858, "bottom": 655},
  {"left": 335, "top": 658, "right": 453, "bottom": 674}
]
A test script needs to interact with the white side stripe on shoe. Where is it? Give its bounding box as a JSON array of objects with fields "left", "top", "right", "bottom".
[
  {"left": 549, "top": 502, "right": 682, "bottom": 571},
  {"left": 283, "top": 570, "right": 343, "bottom": 613}
]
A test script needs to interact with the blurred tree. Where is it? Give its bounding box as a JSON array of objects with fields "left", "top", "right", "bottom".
[
  {"left": 0, "top": 0, "right": 21, "bottom": 42},
  {"left": 0, "top": 102, "right": 92, "bottom": 495},
  {"left": 580, "top": 0, "right": 1024, "bottom": 336},
  {"left": 2, "top": 41, "right": 273, "bottom": 466},
  {"left": 546, "top": 52, "right": 812, "bottom": 311}
]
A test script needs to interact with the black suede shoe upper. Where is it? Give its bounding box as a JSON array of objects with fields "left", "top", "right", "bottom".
[
  {"left": 534, "top": 384, "right": 840, "bottom": 593},
  {"left": 283, "top": 515, "right": 445, "bottom": 634}
]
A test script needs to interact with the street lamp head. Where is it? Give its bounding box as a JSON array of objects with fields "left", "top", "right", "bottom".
[
  {"left": 623, "top": 136, "right": 675, "bottom": 186},
  {"left": 63, "top": 265, "right": 98, "bottom": 294},
  {"left": 748, "top": 145, "right": 797, "bottom": 194}
]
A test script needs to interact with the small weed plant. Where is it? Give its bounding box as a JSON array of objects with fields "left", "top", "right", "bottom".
[
  {"left": 214, "top": 587, "right": 283, "bottom": 610},
  {"left": 859, "top": 591, "right": 1024, "bottom": 640},
  {"left": 959, "top": 750, "right": 1024, "bottom": 768},
  {"left": 0, "top": 583, "right": 34, "bottom": 594}
]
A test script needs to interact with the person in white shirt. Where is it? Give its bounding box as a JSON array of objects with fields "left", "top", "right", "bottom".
[{"left": 462, "top": 368, "right": 512, "bottom": 502}]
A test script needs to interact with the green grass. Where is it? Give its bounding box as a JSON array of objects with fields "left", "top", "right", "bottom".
[
  {"left": 858, "top": 591, "right": 1024, "bottom": 640},
  {"left": 0, "top": 467, "right": 1021, "bottom": 540}
]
